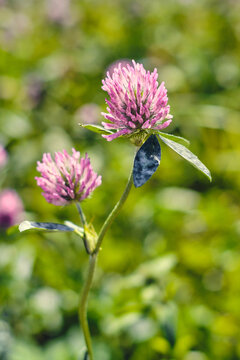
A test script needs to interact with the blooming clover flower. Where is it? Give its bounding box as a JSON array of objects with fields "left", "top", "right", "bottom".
[
  {"left": 0, "top": 189, "right": 23, "bottom": 229},
  {"left": 101, "top": 60, "right": 172, "bottom": 144},
  {"left": 35, "top": 149, "right": 102, "bottom": 206}
]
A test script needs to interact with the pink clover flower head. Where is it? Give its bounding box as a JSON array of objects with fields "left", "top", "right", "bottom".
[
  {"left": 0, "top": 189, "right": 23, "bottom": 229},
  {"left": 101, "top": 60, "right": 172, "bottom": 145},
  {"left": 35, "top": 148, "right": 102, "bottom": 206},
  {"left": 0, "top": 145, "right": 8, "bottom": 169}
]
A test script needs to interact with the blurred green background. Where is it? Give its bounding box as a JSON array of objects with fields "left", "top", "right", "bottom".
[{"left": 0, "top": 0, "right": 240, "bottom": 359}]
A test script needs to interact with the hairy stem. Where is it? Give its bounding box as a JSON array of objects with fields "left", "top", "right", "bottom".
[{"left": 79, "top": 169, "right": 133, "bottom": 359}]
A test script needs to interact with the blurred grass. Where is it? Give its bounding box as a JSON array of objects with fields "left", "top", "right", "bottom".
[{"left": 0, "top": 0, "right": 240, "bottom": 359}]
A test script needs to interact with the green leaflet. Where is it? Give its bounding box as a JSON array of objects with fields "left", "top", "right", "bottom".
[
  {"left": 79, "top": 123, "right": 113, "bottom": 135},
  {"left": 158, "top": 135, "right": 212, "bottom": 181},
  {"left": 19, "top": 220, "right": 83, "bottom": 236},
  {"left": 133, "top": 134, "right": 161, "bottom": 187},
  {"left": 64, "top": 221, "right": 84, "bottom": 237},
  {"left": 157, "top": 131, "right": 190, "bottom": 147}
]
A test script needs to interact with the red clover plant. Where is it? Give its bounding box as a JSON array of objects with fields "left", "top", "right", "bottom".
[{"left": 19, "top": 60, "right": 211, "bottom": 360}]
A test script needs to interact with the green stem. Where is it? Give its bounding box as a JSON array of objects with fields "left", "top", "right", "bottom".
[
  {"left": 79, "top": 169, "right": 133, "bottom": 359},
  {"left": 76, "top": 202, "right": 91, "bottom": 255},
  {"left": 78, "top": 253, "right": 97, "bottom": 360},
  {"left": 76, "top": 202, "right": 86, "bottom": 227},
  {"left": 93, "top": 170, "right": 133, "bottom": 254}
]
